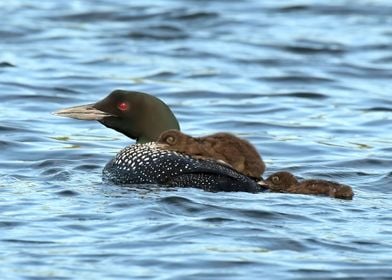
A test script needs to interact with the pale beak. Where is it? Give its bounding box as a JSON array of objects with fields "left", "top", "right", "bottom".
[{"left": 53, "top": 104, "right": 114, "bottom": 121}]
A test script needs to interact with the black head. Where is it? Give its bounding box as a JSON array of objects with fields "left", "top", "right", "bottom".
[{"left": 55, "top": 90, "right": 180, "bottom": 143}]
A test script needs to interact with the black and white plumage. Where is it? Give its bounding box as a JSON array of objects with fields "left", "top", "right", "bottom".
[{"left": 103, "top": 142, "right": 262, "bottom": 193}]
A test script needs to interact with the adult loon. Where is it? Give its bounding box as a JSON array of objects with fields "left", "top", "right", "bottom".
[{"left": 55, "top": 90, "right": 265, "bottom": 193}]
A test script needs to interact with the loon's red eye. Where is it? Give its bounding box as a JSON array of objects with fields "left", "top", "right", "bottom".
[{"left": 117, "top": 102, "right": 129, "bottom": 111}]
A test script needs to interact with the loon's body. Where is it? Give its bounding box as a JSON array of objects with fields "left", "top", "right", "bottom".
[
  {"left": 55, "top": 90, "right": 265, "bottom": 193},
  {"left": 103, "top": 142, "right": 261, "bottom": 193}
]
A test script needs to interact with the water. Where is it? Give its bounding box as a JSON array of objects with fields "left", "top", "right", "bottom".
[{"left": 1, "top": 0, "right": 392, "bottom": 279}]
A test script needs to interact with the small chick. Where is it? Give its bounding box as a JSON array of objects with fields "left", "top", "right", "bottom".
[
  {"left": 265, "top": 171, "right": 354, "bottom": 200},
  {"left": 156, "top": 129, "right": 265, "bottom": 179}
]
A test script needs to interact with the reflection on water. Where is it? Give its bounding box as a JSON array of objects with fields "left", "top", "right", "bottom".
[{"left": 1, "top": 0, "right": 392, "bottom": 279}]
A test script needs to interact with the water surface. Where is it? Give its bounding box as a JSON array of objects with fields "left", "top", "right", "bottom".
[{"left": 1, "top": 0, "right": 392, "bottom": 279}]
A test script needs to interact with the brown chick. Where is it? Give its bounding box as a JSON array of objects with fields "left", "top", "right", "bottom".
[
  {"left": 265, "top": 171, "right": 354, "bottom": 200},
  {"left": 156, "top": 129, "right": 265, "bottom": 179}
]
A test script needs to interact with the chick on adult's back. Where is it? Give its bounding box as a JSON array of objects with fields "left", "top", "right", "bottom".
[{"left": 157, "top": 129, "right": 265, "bottom": 179}]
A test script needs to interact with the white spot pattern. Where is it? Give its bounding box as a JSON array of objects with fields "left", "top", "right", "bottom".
[{"left": 103, "top": 142, "right": 260, "bottom": 193}]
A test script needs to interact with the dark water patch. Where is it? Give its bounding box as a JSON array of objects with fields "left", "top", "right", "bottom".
[
  {"left": 127, "top": 25, "right": 188, "bottom": 40},
  {"left": 55, "top": 190, "right": 80, "bottom": 197},
  {"left": 159, "top": 195, "right": 208, "bottom": 215},
  {"left": 52, "top": 87, "right": 81, "bottom": 94},
  {"left": 235, "top": 207, "right": 303, "bottom": 221},
  {"left": 260, "top": 237, "right": 310, "bottom": 252},
  {"left": 40, "top": 169, "right": 71, "bottom": 181},
  {"left": 143, "top": 70, "right": 177, "bottom": 79},
  {"left": 289, "top": 269, "right": 332, "bottom": 280},
  {"left": 159, "top": 193, "right": 320, "bottom": 223},
  {"left": 107, "top": 201, "right": 143, "bottom": 209},
  {"left": 175, "top": 259, "right": 257, "bottom": 270},
  {"left": 0, "top": 61, "right": 15, "bottom": 67},
  {"left": 279, "top": 44, "right": 345, "bottom": 55},
  {"left": 258, "top": 75, "right": 335, "bottom": 85},
  {"left": 0, "top": 124, "right": 37, "bottom": 134},
  {"left": 0, "top": 30, "right": 24, "bottom": 38},
  {"left": 50, "top": 11, "right": 120, "bottom": 22},
  {"left": 52, "top": 6, "right": 179, "bottom": 23},
  {"left": 0, "top": 140, "right": 26, "bottom": 150},
  {"left": 168, "top": 11, "right": 219, "bottom": 21},
  {"left": 0, "top": 87, "right": 80, "bottom": 103},
  {"left": 210, "top": 119, "right": 322, "bottom": 130},
  {"left": 272, "top": 4, "right": 310, "bottom": 13},
  {"left": 168, "top": 47, "right": 225, "bottom": 59},
  {"left": 0, "top": 221, "right": 24, "bottom": 228},
  {"left": 304, "top": 238, "right": 360, "bottom": 252},
  {"left": 359, "top": 118, "right": 392, "bottom": 128},
  {"left": 97, "top": 238, "right": 185, "bottom": 251},
  {"left": 368, "top": 172, "right": 392, "bottom": 193},
  {"left": 186, "top": 72, "right": 220, "bottom": 79},
  {"left": 352, "top": 239, "right": 386, "bottom": 246},
  {"left": 79, "top": 58, "right": 128, "bottom": 67},
  {"left": 113, "top": 10, "right": 173, "bottom": 22},
  {"left": 274, "top": 91, "right": 329, "bottom": 99},
  {"left": 374, "top": 55, "right": 392, "bottom": 63},
  {"left": 300, "top": 167, "right": 369, "bottom": 178},
  {"left": 237, "top": 57, "right": 298, "bottom": 66},
  {"left": 271, "top": 4, "right": 392, "bottom": 16},
  {"left": 57, "top": 213, "right": 106, "bottom": 221},
  {"left": 114, "top": 184, "right": 179, "bottom": 195},
  {"left": 61, "top": 224, "right": 93, "bottom": 232},
  {"left": 361, "top": 106, "right": 392, "bottom": 112},
  {"left": 33, "top": 159, "right": 81, "bottom": 169},
  {"left": 353, "top": 43, "right": 392, "bottom": 52},
  {"left": 199, "top": 216, "right": 235, "bottom": 224},
  {"left": 167, "top": 90, "right": 262, "bottom": 100},
  {"left": 2, "top": 239, "right": 56, "bottom": 244},
  {"left": 330, "top": 62, "right": 392, "bottom": 79},
  {"left": 73, "top": 164, "right": 102, "bottom": 171}
]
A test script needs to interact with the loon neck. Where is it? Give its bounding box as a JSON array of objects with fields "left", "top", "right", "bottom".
[{"left": 131, "top": 92, "right": 180, "bottom": 144}]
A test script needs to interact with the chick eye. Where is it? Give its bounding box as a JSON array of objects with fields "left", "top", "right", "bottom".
[
  {"left": 165, "top": 135, "right": 176, "bottom": 145},
  {"left": 272, "top": 176, "right": 280, "bottom": 184},
  {"left": 117, "top": 101, "right": 129, "bottom": 111}
]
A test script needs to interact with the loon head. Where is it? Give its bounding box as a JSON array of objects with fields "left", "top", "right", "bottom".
[{"left": 54, "top": 90, "right": 180, "bottom": 143}]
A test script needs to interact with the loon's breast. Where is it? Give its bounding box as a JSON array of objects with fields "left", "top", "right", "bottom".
[{"left": 103, "top": 142, "right": 262, "bottom": 193}]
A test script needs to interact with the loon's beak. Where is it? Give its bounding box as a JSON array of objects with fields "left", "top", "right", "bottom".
[{"left": 54, "top": 104, "right": 114, "bottom": 121}]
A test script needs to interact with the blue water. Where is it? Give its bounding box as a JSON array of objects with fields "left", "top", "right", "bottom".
[{"left": 1, "top": 0, "right": 392, "bottom": 279}]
